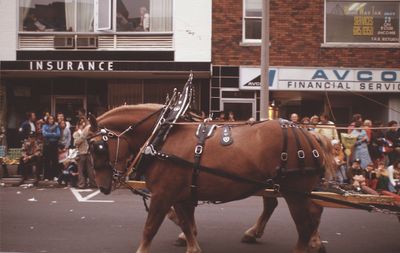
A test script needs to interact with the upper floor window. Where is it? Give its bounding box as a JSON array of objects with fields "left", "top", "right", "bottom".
[
  {"left": 325, "top": 0, "right": 400, "bottom": 44},
  {"left": 243, "top": 0, "right": 262, "bottom": 42},
  {"left": 19, "top": 0, "right": 172, "bottom": 33}
]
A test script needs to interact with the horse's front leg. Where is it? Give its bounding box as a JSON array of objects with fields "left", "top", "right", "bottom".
[
  {"left": 284, "top": 194, "right": 324, "bottom": 253},
  {"left": 241, "top": 196, "right": 278, "bottom": 243},
  {"left": 136, "top": 194, "right": 172, "bottom": 253},
  {"left": 173, "top": 202, "right": 201, "bottom": 253}
]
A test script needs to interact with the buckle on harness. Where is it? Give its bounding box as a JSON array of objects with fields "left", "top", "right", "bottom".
[
  {"left": 297, "top": 150, "right": 305, "bottom": 159},
  {"left": 273, "top": 184, "right": 280, "bottom": 193},
  {"left": 281, "top": 152, "right": 288, "bottom": 161},
  {"left": 195, "top": 145, "right": 203, "bottom": 155},
  {"left": 312, "top": 149, "right": 320, "bottom": 158}
]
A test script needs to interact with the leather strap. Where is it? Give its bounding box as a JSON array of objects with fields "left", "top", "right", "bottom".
[{"left": 290, "top": 126, "right": 306, "bottom": 171}]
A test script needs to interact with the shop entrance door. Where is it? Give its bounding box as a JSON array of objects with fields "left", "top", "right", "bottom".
[
  {"left": 221, "top": 99, "right": 256, "bottom": 121},
  {"left": 52, "top": 96, "right": 86, "bottom": 126}
]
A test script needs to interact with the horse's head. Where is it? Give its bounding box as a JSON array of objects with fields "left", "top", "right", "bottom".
[{"left": 87, "top": 104, "right": 162, "bottom": 194}]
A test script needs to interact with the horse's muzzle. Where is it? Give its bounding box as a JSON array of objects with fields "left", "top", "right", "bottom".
[{"left": 99, "top": 186, "right": 112, "bottom": 195}]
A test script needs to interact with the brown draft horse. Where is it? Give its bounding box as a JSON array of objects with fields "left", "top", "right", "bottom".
[{"left": 88, "top": 104, "right": 336, "bottom": 253}]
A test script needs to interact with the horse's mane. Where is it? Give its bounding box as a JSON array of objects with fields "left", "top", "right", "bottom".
[
  {"left": 97, "top": 103, "right": 163, "bottom": 121},
  {"left": 310, "top": 132, "right": 336, "bottom": 180}
]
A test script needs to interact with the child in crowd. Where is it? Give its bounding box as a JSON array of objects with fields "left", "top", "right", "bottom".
[{"left": 57, "top": 149, "right": 78, "bottom": 187}]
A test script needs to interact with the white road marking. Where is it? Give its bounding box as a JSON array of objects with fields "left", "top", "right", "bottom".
[{"left": 70, "top": 188, "right": 114, "bottom": 203}]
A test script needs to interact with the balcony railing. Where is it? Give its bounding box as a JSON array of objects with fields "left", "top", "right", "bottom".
[{"left": 18, "top": 32, "right": 174, "bottom": 51}]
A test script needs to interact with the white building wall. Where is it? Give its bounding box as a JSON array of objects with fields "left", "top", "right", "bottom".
[
  {"left": 174, "top": 0, "right": 211, "bottom": 62},
  {"left": 0, "top": 0, "right": 17, "bottom": 60}
]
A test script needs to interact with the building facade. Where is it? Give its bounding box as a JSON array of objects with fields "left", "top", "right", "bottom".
[
  {"left": 211, "top": 0, "right": 400, "bottom": 122},
  {"left": 0, "top": 0, "right": 212, "bottom": 147}
]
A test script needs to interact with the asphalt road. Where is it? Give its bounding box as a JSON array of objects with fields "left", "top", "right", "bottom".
[{"left": 1, "top": 186, "right": 399, "bottom": 253}]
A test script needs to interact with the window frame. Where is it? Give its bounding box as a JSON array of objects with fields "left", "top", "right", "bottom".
[
  {"left": 94, "top": 0, "right": 112, "bottom": 31},
  {"left": 323, "top": 0, "right": 400, "bottom": 48},
  {"left": 17, "top": 0, "right": 173, "bottom": 35},
  {"left": 242, "top": 0, "right": 262, "bottom": 44}
]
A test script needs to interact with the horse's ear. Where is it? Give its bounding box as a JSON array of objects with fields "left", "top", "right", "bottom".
[{"left": 88, "top": 114, "right": 98, "bottom": 132}]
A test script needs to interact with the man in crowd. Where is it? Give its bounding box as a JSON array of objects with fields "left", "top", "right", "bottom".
[
  {"left": 18, "top": 112, "right": 36, "bottom": 141},
  {"left": 17, "top": 133, "right": 42, "bottom": 183}
]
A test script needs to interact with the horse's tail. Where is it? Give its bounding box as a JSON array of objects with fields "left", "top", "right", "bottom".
[{"left": 311, "top": 132, "right": 337, "bottom": 180}]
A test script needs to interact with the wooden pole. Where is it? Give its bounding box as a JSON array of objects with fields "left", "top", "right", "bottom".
[{"left": 260, "top": 0, "right": 270, "bottom": 120}]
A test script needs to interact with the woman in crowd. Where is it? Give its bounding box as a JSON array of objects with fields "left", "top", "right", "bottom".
[
  {"left": 350, "top": 120, "right": 372, "bottom": 169},
  {"left": 41, "top": 115, "right": 60, "bottom": 180},
  {"left": 348, "top": 113, "right": 362, "bottom": 133},
  {"left": 363, "top": 119, "right": 372, "bottom": 141}
]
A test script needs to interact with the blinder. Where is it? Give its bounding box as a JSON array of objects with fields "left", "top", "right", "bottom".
[{"left": 88, "top": 107, "right": 163, "bottom": 183}]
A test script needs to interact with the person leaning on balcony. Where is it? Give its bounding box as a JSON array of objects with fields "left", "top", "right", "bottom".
[
  {"left": 138, "top": 6, "right": 150, "bottom": 31},
  {"left": 23, "top": 13, "right": 47, "bottom": 32},
  {"left": 316, "top": 113, "right": 339, "bottom": 140}
]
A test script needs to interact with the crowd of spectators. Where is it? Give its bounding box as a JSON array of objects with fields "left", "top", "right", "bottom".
[
  {"left": 10, "top": 108, "right": 400, "bottom": 196},
  {"left": 290, "top": 112, "right": 400, "bottom": 195},
  {"left": 16, "top": 109, "right": 95, "bottom": 188}
]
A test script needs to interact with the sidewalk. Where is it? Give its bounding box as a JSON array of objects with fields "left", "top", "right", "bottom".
[{"left": 0, "top": 164, "right": 64, "bottom": 188}]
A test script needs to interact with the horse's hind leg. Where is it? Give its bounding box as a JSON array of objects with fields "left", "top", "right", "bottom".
[
  {"left": 241, "top": 196, "right": 278, "bottom": 243},
  {"left": 166, "top": 207, "right": 197, "bottom": 247},
  {"left": 173, "top": 202, "right": 201, "bottom": 253},
  {"left": 285, "top": 194, "right": 324, "bottom": 253},
  {"left": 136, "top": 195, "right": 172, "bottom": 253}
]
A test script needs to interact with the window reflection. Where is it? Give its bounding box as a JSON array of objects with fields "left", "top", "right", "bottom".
[
  {"left": 76, "top": 0, "right": 94, "bottom": 32},
  {"left": 20, "top": 0, "right": 70, "bottom": 32},
  {"left": 243, "top": 0, "right": 262, "bottom": 40},
  {"left": 117, "top": 0, "right": 172, "bottom": 32}
]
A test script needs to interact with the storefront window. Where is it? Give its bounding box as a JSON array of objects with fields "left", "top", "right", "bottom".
[
  {"left": 243, "top": 0, "right": 262, "bottom": 41},
  {"left": 326, "top": 1, "right": 400, "bottom": 43},
  {"left": 117, "top": 0, "right": 172, "bottom": 32}
]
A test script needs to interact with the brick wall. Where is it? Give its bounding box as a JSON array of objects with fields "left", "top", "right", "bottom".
[{"left": 212, "top": 0, "right": 400, "bottom": 68}]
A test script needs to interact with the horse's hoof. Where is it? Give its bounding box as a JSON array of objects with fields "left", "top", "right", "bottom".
[
  {"left": 319, "top": 244, "right": 327, "bottom": 253},
  {"left": 173, "top": 238, "right": 187, "bottom": 247},
  {"left": 241, "top": 234, "right": 257, "bottom": 244}
]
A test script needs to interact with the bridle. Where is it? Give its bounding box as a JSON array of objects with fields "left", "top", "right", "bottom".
[{"left": 88, "top": 108, "right": 162, "bottom": 182}]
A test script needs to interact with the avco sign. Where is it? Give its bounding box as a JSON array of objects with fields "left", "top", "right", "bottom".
[{"left": 240, "top": 67, "right": 400, "bottom": 92}]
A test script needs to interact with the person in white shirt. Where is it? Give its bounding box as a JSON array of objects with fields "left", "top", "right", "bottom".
[{"left": 316, "top": 113, "right": 339, "bottom": 140}]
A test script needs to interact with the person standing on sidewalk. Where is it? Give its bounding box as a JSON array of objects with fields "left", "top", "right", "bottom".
[
  {"left": 42, "top": 115, "right": 60, "bottom": 180},
  {"left": 73, "top": 118, "right": 95, "bottom": 189}
]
